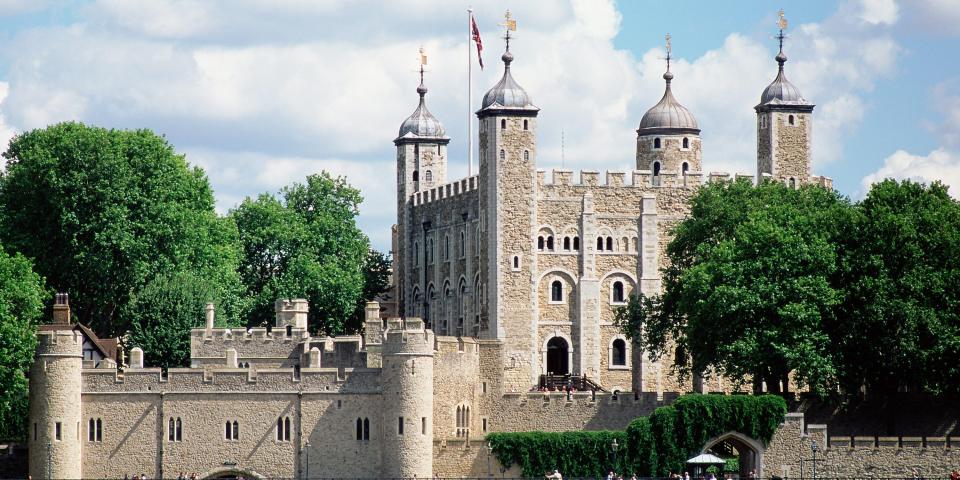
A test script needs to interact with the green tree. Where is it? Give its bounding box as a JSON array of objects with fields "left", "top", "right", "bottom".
[
  {"left": 833, "top": 179, "right": 960, "bottom": 395},
  {"left": 232, "top": 172, "right": 370, "bottom": 334},
  {"left": 617, "top": 180, "right": 852, "bottom": 394},
  {"left": 0, "top": 247, "right": 46, "bottom": 440},
  {"left": 0, "top": 122, "right": 245, "bottom": 337},
  {"left": 352, "top": 248, "right": 392, "bottom": 324},
  {"left": 125, "top": 271, "right": 217, "bottom": 369}
]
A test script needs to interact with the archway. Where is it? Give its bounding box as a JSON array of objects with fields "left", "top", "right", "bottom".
[
  {"left": 546, "top": 337, "right": 569, "bottom": 375},
  {"left": 700, "top": 431, "right": 764, "bottom": 479},
  {"left": 200, "top": 467, "right": 266, "bottom": 480}
]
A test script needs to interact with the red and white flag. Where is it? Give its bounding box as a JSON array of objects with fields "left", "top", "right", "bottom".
[{"left": 471, "top": 14, "right": 484, "bottom": 70}]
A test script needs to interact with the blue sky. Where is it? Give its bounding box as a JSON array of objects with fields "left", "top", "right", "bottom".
[{"left": 0, "top": 0, "right": 957, "bottom": 252}]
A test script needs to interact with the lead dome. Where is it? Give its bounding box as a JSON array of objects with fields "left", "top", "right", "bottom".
[
  {"left": 397, "top": 84, "right": 447, "bottom": 140},
  {"left": 759, "top": 51, "right": 809, "bottom": 105},
  {"left": 638, "top": 70, "right": 700, "bottom": 134}
]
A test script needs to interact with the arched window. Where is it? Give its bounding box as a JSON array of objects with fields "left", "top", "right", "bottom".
[
  {"left": 606, "top": 237, "right": 613, "bottom": 252},
  {"left": 427, "top": 238, "right": 434, "bottom": 264},
  {"left": 621, "top": 237, "right": 628, "bottom": 251},
  {"left": 513, "top": 256, "right": 519, "bottom": 270},
  {"left": 682, "top": 162, "right": 689, "bottom": 175},
  {"left": 95, "top": 418, "right": 101, "bottom": 442},
  {"left": 501, "top": 119, "right": 506, "bottom": 129},
  {"left": 412, "top": 170, "right": 419, "bottom": 182},
  {"left": 788, "top": 114, "right": 795, "bottom": 125},
  {"left": 524, "top": 150, "right": 529, "bottom": 161},
  {"left": 286, "top": 324, "right": 292, "bottom": 336},
  {"left": 573, "top": 237, "right": 580, "bottom": 250},
  {"left": 459, "top": 231, "right": 465, "bottom": 257},
  {"left": 563, "top": 237, "right": 570, "bottom": 251},
  {"left": 444, "top": 235, "right": 450, "bottom": 260},
  {"left": 546, "top": 236, "right": 554, "bottom": 250},
  {"left": 683, "top": 137, "right": 689, "bottom": 149},
  {"left": 612, "top": 281, "right": 625, "bottom": 303},
  {"left": 523, "top": 120, "right": 528, "bottom": 130},
  {"left": 596, "top": 236, "right": 604, "bottom": 251},
  {"left": 277, "top": 417, "right": 284, "bottom": 441},
  {"left": 175, "top": 418, "right": 181, "bottom": 441},
  {"left": 611, "top": 339, "right": 627, "bottom": 366},
  {"left": 425, "top": 170, "right": 432, "bottom": 182},
  {"left": 537, "top": 236, "right": 545, "bottom": 250},
  {"left": 789, "top": 177, "right": 796, "bottom": 188},
  {"left": 225, "top": 421, "right": 238, "bottom": 441},
  {"left": 654, "top": 138, "right": 662, "bottom": 149},
  {"left": 356, "top": 418, "right": 363, "bottom": 440},
  {"left": 363, "top": 418, "right": 370, "bottom": 440},
  {"left": 653, "top": 161, "right": 661, "bottom": 176},
  {"left": 414, "top": 242, "right": 419, "bottom": 266},
  {"left": 499, "top": 149, "right": 505, "bottom": 160},
  {"left": 551, "top": 280, "right": 563, "bottom": 302}
]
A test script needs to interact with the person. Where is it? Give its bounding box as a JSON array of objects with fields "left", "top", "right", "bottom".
[
  {"left": 684, "top": 471, "right": 691, "bottom": 480},
  {"left": 607, "top": 471, "right": 615, "bottom": 480},
  {"left": 709, "top": 473, "right": 717, "bottom": 480},
  {"left": 949, "top": 469, "right": 959, "bottom": 480},
  {"left": 545, "top": 469, "right": 562, "bottom": 480}
]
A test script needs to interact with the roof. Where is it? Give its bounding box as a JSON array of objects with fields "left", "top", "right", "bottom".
[
  {"left": 38, "top": 322, "right": 119, "bottom": 361},
  {"left": 638, "top": 71, "right": 699, "bottom": 135},
  {"left": 757, "top": 52, "right": 813, "bottom": 110},
  {"left": 478, "top": 50, "right": 539, "bottom": 115},
  {"left": 687, "top": 453, "right": 727, "bottom": 464},
  {"left": 395, "top": 84, "right": 448, "bottom": 143}
]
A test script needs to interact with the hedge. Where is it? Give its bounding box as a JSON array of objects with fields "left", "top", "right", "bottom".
[{"left": 488, "top": 394, "right": 787, "bottom": 477}]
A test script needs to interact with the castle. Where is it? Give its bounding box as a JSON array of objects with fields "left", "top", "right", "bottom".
[{"left": 31, "top": 28, "right": 925, "bottom": 480}]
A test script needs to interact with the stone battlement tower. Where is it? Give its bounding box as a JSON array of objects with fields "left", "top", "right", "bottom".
[{"left": 29, "top": 293, "right": 83, "bottom": 480}]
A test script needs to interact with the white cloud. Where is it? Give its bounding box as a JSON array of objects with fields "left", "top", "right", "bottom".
[
  {"left": 904, "top": 0, "right": 960, "bottom": 36},
  {"left": 0, "top": 0, "right": 909, "bottom": 249},
  {"left": 0, "top": 82, "right": 18, "bottom": 165},
  {"left": 859, "top": 0, "right": 899, "bottom": 25},
  {"left": 861, "top": 148, "right": 960, "bottom": 196}
]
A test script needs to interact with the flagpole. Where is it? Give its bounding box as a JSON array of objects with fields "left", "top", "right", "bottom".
[{"left": 467, "top": 7, "right": 473, "bottom": 177}]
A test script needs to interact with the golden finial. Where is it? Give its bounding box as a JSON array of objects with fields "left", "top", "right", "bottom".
[
  {"left": 419, "top": 45, "right": 427, "bottom": 66},
  {"left": 777, "top": 9, "right": 788, "bottom": 31},
  {"left": 665, "top": 33, "right": 672, "bottom": 56},
  {"left": 500, "top": 9, "right": 517, "bottom": 31}
]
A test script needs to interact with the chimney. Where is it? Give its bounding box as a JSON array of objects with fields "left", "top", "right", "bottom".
[
  {"left": 52, "top": 292, "right": 71, "bottom": 325},
  {"left": 205, "top": 302, "right": 215, "bottom": 330}
]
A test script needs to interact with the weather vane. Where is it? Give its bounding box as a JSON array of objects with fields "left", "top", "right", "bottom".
[
  {"left": 776, "top": 9, "right": 788, "bottom": 53},
  {"left": 500, "top": 10, "right": 517, "bottom": 49},
  {"left": 417, "top": 45, "right": 428, "bottom": 85},
  {"left": 664, "top": 33, "right": 672, "bottom": 71}
]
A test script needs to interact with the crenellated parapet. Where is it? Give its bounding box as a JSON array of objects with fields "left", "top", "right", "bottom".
[
  {"left": 535, "top": 169, "right": 706, "bottom": 190},
  {"left": 411, "top": 175, "right": 479, "bottom": 207}
]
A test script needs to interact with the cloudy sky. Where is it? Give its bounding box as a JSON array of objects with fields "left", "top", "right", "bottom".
[{"left": 0, "top": 0, "right": 958, "bottom": 251}]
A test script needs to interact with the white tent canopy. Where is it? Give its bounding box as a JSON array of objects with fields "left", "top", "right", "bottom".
[{"left": 686, "top": 453, "right": 727, "bottom": 464}]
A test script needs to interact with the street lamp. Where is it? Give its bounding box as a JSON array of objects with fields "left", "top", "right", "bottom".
[
  {"left": 486, "top": 442, "right": 493, "bottom": 478},
  {"left": 304, "top": 440, "right": 311, "bottom": 480},
  {"left": 611, "top": 438, "right": 620, "bottom": 474},
  {"left": 810, "top": 440, "right": 819, "bottom": 480}
]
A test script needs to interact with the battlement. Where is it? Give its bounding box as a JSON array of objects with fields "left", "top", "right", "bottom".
[
  {"left": 536, "top": 168, "right": 707, "bottom": 190},
  {"left": 382, "top": 317, "right": 434, "bottom": 355},
  {"left": 36, "top": 330, "right": 83, "bottom": 356},
  {"left": 411, "top": 175, "right": 478, "bottom": 206}
]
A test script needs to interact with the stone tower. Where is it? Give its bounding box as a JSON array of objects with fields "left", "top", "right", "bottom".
[
  {"left": 395, "top": 74, "right": 449, "bottom": 314},
  {"left": 380, "top": 317, "right": 435, "bottom": 478},
  {"left": 29, "top": 293, "right": 83, "bottom": 480},
  {"left": 476, "top": 34, "right": 540, "bottom": 389},
  {"left": 756, "top": 35, "right": 814, "bottom": 186},
  {"left": 636, "top": 54, "right": 702, "bottom": 183}
]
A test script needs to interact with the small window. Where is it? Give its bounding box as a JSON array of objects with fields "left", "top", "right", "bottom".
[
  {"left": 683, "top": 137, "right": 689, "bottom": 149},
  {"left": 414, "top": 242, "right": 419, "bottom": 266},
  {"left": 398, "top": 416, "right": 404, "bottom": 435},
  {"left": 91, "top": 418, "right": 97, "bottom": 442},
  {"left": 277, "top": 416, "right": 291, "bottom": 441},
  {"left": 513, "top": 256, "right": 520, "bottom": 270},
  {"left": 563, "top": 237, "right": 570, "bottom": 251},
  {"left": 653, "top": 138, "right": 661, "bottom": 149},
  {"left": 499, "top": 149, "right": 505, "bottom": 160},
  {"left": 286, "top": 324, "right": 292, "bottom": 336},
  {"left": 364, "top": 418, "right": 370, "bottom": 440},
  {"left": 682, "top": 162, "right": 689, "bottom": 175},
  {"left": 55, "top": 422, "right": 62, "bottom": 441},
  {"left": 34, "top": 423, "right": 37, "bottom": 441},
  {"left": 97, "top": 419, "right": 102, "bottom": 442},
  {"left": 337, "top": 400, "right": 342, "bottom": 409},
  {"left": 523, "top": 150, "right": 529, "bottom": 161},
  {"left": 422, "top": 417, "right": 427, "bottom": 435},
  {"left": 573, "top": 237, "right": 580, "bottom": 251},
  {"left": 356, "top": 418, "right": 363, "bottom": 441},
  {"left": 789, "top": 177, "right": 796, "bottom": 188},
  {"left": 596, "top": 236, "right": 603, "bottom": 251},
  {"left": 788, "top": 114, "right": 795, "bottom": 125},
  {"left": 537, "top": 236, "right": 544, "bottom": 251},
  {"left": 612, "top": 339, "right": 627, "bottom": 366},
  {"left": 551, "top": 280, "right": 563, "bottom": 302},
  {"left": 225, "top": 421, "right": 238, "bottom": 441},
  {"left": 500, "top": 119, "right": 506, "bottom": 129},
  {"left": 606, "top": 236, "right": 613, "bottom": 252},
  {"left": 482, "top": 418, "right": 488, "bottom": 432},
  {"left": 612, "top": 281, "right": 625, "bottom": 303},
  {"left": 444, "top": 235, "right": 450, "bottom": 260},
  {"left": 546, "top": 236, "right": 554, "bottom": 250},
  {"left": 523, "top": 120, "right": 528, "bottom": 130},
  {"left": 653, "top": 161, "right": 661, "bottom": 176},
  {"left": 425, "top": 170, "right": 433, "bottom": 182},
  {"left": 412, "top": 170, "right": 419, "bottom": 182},
  {"left": 459, "top": 231, "right": 465, "bottom": 257},
  {"left": 175, "top": 418, "right": 181, "bottom": 441}
]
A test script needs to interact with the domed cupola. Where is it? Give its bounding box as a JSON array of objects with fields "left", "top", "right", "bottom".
[
  {"left": 396, "top": 82, "right": 448, "bottom": 142},
  {"left": 637, "top": 69, "right": 700, "bottom": 136},
  {"left": 477, "top": 38, "right": 539, "bottom": 116},
  {"left": 758, "top": 51, "right": 810, "bottom": 106}
]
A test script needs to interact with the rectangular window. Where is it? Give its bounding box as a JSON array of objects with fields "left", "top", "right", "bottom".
[
  {"left": 55, "top": 422, "right": 62, "bottom": 441},
  {"left": 34, "top": 423, "right": 37, "bottom": 441},
  {"left": 422, "top": 417, "right": 427, "bottom": 435},
  {"left": 398, "top": 416, "right": 404, "bottom": 435},
  {"left": 482, "top": 382, "right": 487, "bottom": 394},
  {"left": 482, "top": 418, "right": 488, "bottom": 432}
]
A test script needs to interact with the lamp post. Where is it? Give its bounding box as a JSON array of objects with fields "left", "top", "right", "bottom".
[
  {"left": 486, "top": 442, "right": 493, "bottom": 478},
  {"left": 304, "top": 440, "right": 311, "bottom": 480},
  {"left": 611, "top": 438, "right": 620, "bottom": 474},
  {"left": 810, "top": 440, "right": 819, "bottom": 480}
]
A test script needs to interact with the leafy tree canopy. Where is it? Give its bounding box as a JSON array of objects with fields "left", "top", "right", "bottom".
[
  {"left": 617, "top": 180, "right": 853, "bottom": 394},
  {"left": 0, "top": 122, "right": 245, "bottom": 337},
  {"left": 833, "top": 179, "right": 960, "bottom": 395},
  {"left": 231, "top": 172, "right": 372, "bottom": 334},
  {"left": 0, "top": 247, "right": 46, "bottom": 440}
]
